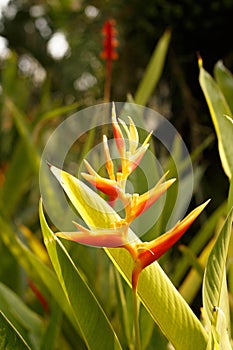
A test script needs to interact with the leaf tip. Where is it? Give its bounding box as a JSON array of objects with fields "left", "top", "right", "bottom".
[{"left": 197, "top": 52, "right": 203, "bottom": 68}]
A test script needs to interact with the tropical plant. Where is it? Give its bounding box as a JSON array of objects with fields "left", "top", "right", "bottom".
[{"left": 0, "top": 14, "right": 233, "bottom": 348}]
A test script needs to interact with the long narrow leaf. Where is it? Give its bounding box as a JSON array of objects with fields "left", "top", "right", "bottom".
[
  {"left": 0, "top": 282, "right": 43, "bottom": 350},
  {"left": 214, "top": 60, "right": 233, "bottom": 114},
  {"left": 202, "top": 208, "right": 233, "bottom": 348},
  {"left": 0, "top": 214, "right": 81, "bottom": 335},
  {"left": 0, "top": 141, "right": 32, "bottom": 216},
  {"left": 199, "top": 60, "right": 233, "bottom": 179},
  {"left": 134, "top": 30, "right": 171, "bottom": 106},
  {"left": 49, "top": 165, "right": 208, "bottom": 350},
  {"left": 39, "top": 199, "right": 122, "bottom": 350},
  {"left": 0, "top": 311, "right": 30, "bottom": 350},
  {"left": 4, "top": 97, "right": 40, "bottom": 172}
]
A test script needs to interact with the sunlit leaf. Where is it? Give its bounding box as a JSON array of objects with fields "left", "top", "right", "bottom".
[
  {"left": 199, "top": 60, "right": 233, "bottom": 179},
  {"left": 202, "top": 208, "right": 233, "bottom": 348},
  {"left": 214, "top": 60, "right": 233, "bottom": 114},
  {"left": 39, "top": 199, "right": 123, "bottom": 350}
]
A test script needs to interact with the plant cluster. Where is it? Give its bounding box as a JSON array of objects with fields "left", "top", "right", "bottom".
[{"left": 0, "top": 19, "right": 232, "bottom": 349}]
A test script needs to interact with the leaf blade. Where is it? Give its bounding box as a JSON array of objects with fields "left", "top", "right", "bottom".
[
  {"left": 0, "top": 311, "right": 31, "bottom": 350},
  {"left": 39, "top": 199, "right": 123, "bottom": 350},
  {"left": 202, "top": 208, "right": 233, "bottom": 348},
  {"left": 134, "top": 30, "right": 171, "bottom": 106},
  {"left": 214, "top": 60, "right": 233, "bottom": 114},
  {"left": 0, "top": 282, "right": 43, "bottom": 350},
  {"left": 199, "top": 61, "right": 233, "bottom": 179}
]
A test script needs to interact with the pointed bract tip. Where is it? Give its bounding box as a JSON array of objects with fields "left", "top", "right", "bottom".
[
  {"left": 81, "top": 172, "right": 93, "bottom": 181},
  {"left": 200, "top": 198, "right": 211, "bottom": 210},
  {"left": 112, "top": 103, "right": 117, "bottom": 120},
  {"left": 48, "top": 163, "right": 62, "bottom": 180},
  {"left": 46, "top": 160, "right": 52, "bottom": 168},
  {"left": 166, "top": 178, "right": 176, "bottom": 187},
  {"left": 72, "top": 221, "right": 90, "bottom": 233}
]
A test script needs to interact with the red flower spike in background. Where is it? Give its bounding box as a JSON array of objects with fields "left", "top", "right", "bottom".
[
  {"left": 100, "top": 19, "right": 118, "bottom": 61},
  {"left": 100, "top": 19, "right": 118, "bottom": 102}
]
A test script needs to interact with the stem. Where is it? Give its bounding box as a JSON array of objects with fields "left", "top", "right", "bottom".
[
  {"left": 104, "top": 59, "right": 112, "bottom": 102},
  {"left": 114, "top": 269, "right": 133, "bottom": 348},
  {"left": 227, "top": 176, "right": 233, "bottom": 211},
  {"left": 132, "top": 286, "right": 141, "bottom": 350}
]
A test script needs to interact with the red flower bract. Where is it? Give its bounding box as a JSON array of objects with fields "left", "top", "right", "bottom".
[{"left": 100, "top": 19, "right": 118, "bottom": 61}]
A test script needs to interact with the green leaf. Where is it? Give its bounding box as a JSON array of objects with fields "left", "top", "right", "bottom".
[
  {"left": 4, "top": 97, "right": 40, "bottom": 172},
  {"left": 0, "top": 214, "right": 81, "bottom": 335},
  {"left": 0, "top": 311, "right": 30, "bottom": 350},
  {"left": 37, "top": 102, "right": 80, "bottom": 123},
  {"left": 179, "top": 238, "right": 215, "bottom": 304},
  {"left": 199, "top": 61, "right": 233, "bottom": 179},
  {"left": 134, "top": 30, "right": 171, "bottom": 106},
  {"left": 202, "top": 208, "right": 233, "bottom": 349},
  {"left": 214, "top": 60, "right": 233, "bottom": 114},
  {"left": 172, "top": 201, "right": 227, "bottom": 285},
  {"left": 0, "top": 141, "right": 32, "bottom": 216},
  {"left": 39, "top": 199, "right": 122, "bottom": 350},
  {"left": 49, "top": 165, "right": 208, "bottom": 350},
  {"left": 0, "top": 282, "right": 43, "bottom": 350},
  {"left": 40, "top": 301, "right": 63, "bottom": 350}
]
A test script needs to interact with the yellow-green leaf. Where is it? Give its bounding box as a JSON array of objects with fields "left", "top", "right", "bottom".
[
  {"left": 202, "top": 208, "right": 233, "bottom": 349},
  {"left": 134, "top": 30, "right": 171, "bottom": 106},
  {"left": 199, "top": 60, "right": 233, "bottom": 179},
  {"left": 39, "top": 199, "right": 122, "bottom": 350},
  {"left": 214, "top": 60, "right": 233, "bottom": 114}
]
